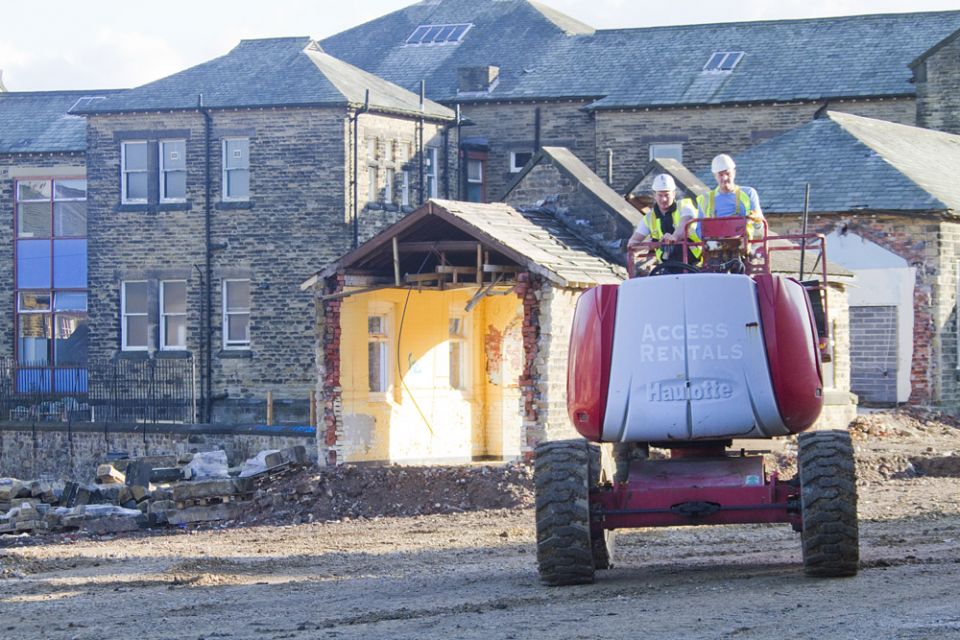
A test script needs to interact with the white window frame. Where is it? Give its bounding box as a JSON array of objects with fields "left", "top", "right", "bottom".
[
  {"left": 159, "top": 139, "right": 187, "bottom": 203},
  {"left": 649, "top": 143, "right": 684, "bottom": 163},
  {"left": 221, "top": 137, "right": 250, "bottom": 202},
  {"left": 366, "top": 303, "right": 393, "bottom": 397},
  {"left": 384, "top": 167, "right": 394, "bottom": 204},
  {"left": 121, "top": 141, "right": 148, "bottom": 204},
  {"left": 509, "top": 151, "right": 533, "bottom": 173},
  {"left": 448, "top": 309, "right": 470, "bottom": 392},
  {"left": 367, "top": 165, "right": 378, "bottom": 205},
  {"left": 222, "top": 279, "right": 251, "bottom": 350},
  {"left": 159, "top": 280, "right": 187, "bottom": 351},
  {"left": 425, "top": 147, "right": 439, "bottom": 199},
  {"left": 121, "top": 280, "right": 149, "bottom": 351},
  {"left": 401, "top": 170, "right": 410, "bottom": 207}
]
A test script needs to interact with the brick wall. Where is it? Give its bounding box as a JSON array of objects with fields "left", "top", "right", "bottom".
[
  {"left": 0, "top": 422, "right": 315, "bottom": 482},
  {"left": 769, "top": 213, "right": 948, "bottom": 407},
  {"left": 915, "top": 35, "right": 960, "bottom": 135},
  {"left": 594, "top": 98, "right": 916, "bottom": 192},
  {"left": 0, "top": 153, "right": 87, "bottom": 360},
  {"left": 317, "top": 274, "right": 344, "bottom": 466},
  {"left": 849, "top": 305, "right": 899, "bottom": 404}
]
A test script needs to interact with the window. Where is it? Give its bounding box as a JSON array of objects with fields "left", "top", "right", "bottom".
[
  {"left": 367, "top": 166, "right": 379, "bottom": 205},
  {"left": 509, "top": 151, "right": 533, "bottom": 173},
  {"left": 122, "top": 281, "right": 149, "bottom": 351},
  {"left": 703, "top": 51, "right": 744, "bottom": 73},
  {"left": 649, "top": 143, "right": 684, "bottom": 163},
  {"left": 366, "top": 138, "right": 377, "bottom": 162},
  {"left": 384, "top": 140, "right": 394, "bottom": 164},
  {"left": 121, "top": 141, "right": 148, "bottom": 204},
  {"left": 449, "top": 313, "right": 469, "bottom": 390},
  {"left": 466, "top": 158, "right": 484, "bottom": 203},
  {"left": 385, "top": 168, "right": 394, "bottom": 204},
  {"left": 160, "top": 281, "right": 187, "bottom": 350},
  {"left": 399, "top": 143, "right": 411, "bottom": 207},
  {"left": 222, "top": 279, "right": 251, "bottom": 349},
  {"left": 404, "top": 23, "right": 472, "bottom": 46},
  {"left": 222, "top": 138, "right": 250, "bottom": 201},
  {"left": 15, "top": 178, "right": 89, "bottom": 390},
  {"left": 159, "top": 140, "right": 186, "bottom": 201},
  {"left": 367, "top": 314, "right": 389, "bottom": 393},
  {"left": 425, "top": 147, "right": 438, "bottom": 200}
]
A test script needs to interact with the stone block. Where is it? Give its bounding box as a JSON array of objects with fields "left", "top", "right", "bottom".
[
  {"left": 165, "top": 503, "right": 239, "bottom": 525},
  {"left": 172, "top": 479, "right": 240, "bottom": 501},
  {"left": 97, "top": 464, "right": 126, "bottom": 484},
  {"left": 125, "top": 460, "right": 153, "bottom": 487},
  {"left": 82, "top": 516, "right": 141, "bottom": 535},
  {"left": 150, "top": 467, "right": 183, "bottom": 483}
]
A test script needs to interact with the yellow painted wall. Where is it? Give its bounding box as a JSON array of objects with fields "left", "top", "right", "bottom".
[{"left": 339, "top": 287, "right": 523, "bottom": 463}]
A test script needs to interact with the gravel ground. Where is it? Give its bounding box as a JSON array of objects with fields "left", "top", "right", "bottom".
[{"left": 1, "top": 409, "right": 959, "bottom": 640}]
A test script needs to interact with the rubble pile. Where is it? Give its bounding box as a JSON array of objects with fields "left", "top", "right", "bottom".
[
  {"left": 1, "top": 449, "right": 535, "bottom": 538},
  {"left": 234, "top": 463, "right": 535, "bottom": 526},
  {"left": 0, "top": 446, "right": 309, "bottom": 537}
]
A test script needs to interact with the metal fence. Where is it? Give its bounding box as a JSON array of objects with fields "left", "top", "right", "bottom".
[{"left": 0, "top": 357, "right": 197, "bottom": 424}]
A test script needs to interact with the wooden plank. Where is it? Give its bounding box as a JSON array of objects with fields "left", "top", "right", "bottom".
[{"left": 397, "top": 241, "right": 481, "bottom": 252}]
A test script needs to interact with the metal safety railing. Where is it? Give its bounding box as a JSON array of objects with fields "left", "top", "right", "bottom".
[{"left": 0, "top": 357, "right": 197, "bottom": 423}]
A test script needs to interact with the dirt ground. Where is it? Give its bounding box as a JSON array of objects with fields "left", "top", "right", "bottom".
[{"left": 2, "top": 408, "right": 960, "bottom": 640}]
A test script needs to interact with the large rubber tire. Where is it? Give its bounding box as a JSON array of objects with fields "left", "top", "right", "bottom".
[
  {"left": 535, "top": 440, "right": 595, "bottom": 586},
  {"left": 587, "top": 444, "right": 615, "bottom": 570},
  {"left": 798, "top": 430, "right": 860, "bottom": 577}
]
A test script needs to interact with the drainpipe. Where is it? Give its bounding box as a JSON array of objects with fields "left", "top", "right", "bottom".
[
  {"left": 351, "top": 90, "right": 370, "bottom": 249},
  {"left": 418, "top": 80, "right": 425, "bottom": 205},
  {"left": 534, "top": 106, "right": 541, "bottom": 151},
  {"left": 198, "top": 94, "right": 213, "bottom": 424}
]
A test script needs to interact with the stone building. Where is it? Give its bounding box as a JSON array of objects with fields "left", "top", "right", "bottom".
[
  {"left": 713, "top": 111, "right": 960, "bottom": 408},
  {"left": 321, "top": 1, "right": 960, "bottom": 200},
  {"left": 70, "top": 38, "right": 456, "bottom": 423},
  {"left": 304, "top": 199, "right": 623, "bottom": 464}
]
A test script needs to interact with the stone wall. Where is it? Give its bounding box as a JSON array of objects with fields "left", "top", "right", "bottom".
[
  {"left": 0, "top": 422, "right": 315, "bottom": 482},
  {"left": 85, "top": 107, "right": 453, "bottom": 423},
  {"left": 460, "top": 100, "right": 597, "bottom": 201},
  {"left": 0, "top": 152, "right": 87, "bottom": 361},
  {"left": 594, "top": 98, "right": 916, "bottom": 192},
  {"left": 915, "top": 34, "right": 960, "bottom": 135}
]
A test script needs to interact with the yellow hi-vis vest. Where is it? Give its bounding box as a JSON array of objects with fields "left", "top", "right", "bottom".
[
  {"left": 697, "top": 188, "right": 759, "bottom": 239},
  {"left": 645, "top": 198, "right": 702, "bottom": 261}
]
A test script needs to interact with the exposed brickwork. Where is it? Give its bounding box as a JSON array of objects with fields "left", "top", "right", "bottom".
[
  {"left": 769, "top": 214, "right": 941, "bottom": 406},
  {"left": 915, "top": 35, "right": 960, "bottom": 135},
  {"left": 318, "top": 274, "right": 344, "bottom": 466},
  {"left": 515, "top": 271, "right": 541, "bottom": 459}
]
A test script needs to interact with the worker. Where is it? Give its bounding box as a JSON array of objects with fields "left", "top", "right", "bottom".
[
  {"left": 626, "top": 173, "right": 701, "bottom": 266},
  {"left": 697, "top": 153, "right": 765, "bottom": 238}
]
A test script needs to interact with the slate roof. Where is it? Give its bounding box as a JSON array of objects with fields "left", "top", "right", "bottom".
[
  {"left": 320, "top": 1, "right": 960, "bottom": 108},
  {"left": 0, "top": 90, "right": 118, "bottom": 153},
  {"left": 73, "top": 38, "right": 453, "bottom": 120},
  {"left": 706, "top": 111, "right": 960, "bottom": 214},
  {"left": 502, "top": 146, "right": 641, "bottom": 227},
  {"left": 313, "top": 199, "right": 624, "bottom": 288}
]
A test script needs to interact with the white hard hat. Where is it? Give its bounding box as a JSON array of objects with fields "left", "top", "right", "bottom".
[
  {"left": 651, "top": 174, "right": 676, "bottom": 192},
  {"left": 711, "top": 154, "right": 736, "bottom": 173}
]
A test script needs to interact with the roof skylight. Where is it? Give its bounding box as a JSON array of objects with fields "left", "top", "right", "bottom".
[
  {"left": 404, "top": 23, "right": 473, "bottom": 46},
  {"left": 703, "top": 51, "right": 744, "bottom": 73}
]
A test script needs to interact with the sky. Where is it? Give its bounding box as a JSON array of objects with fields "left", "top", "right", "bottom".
[{"left": 2, "top": 0, "right": 958, "bottom": 92}]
